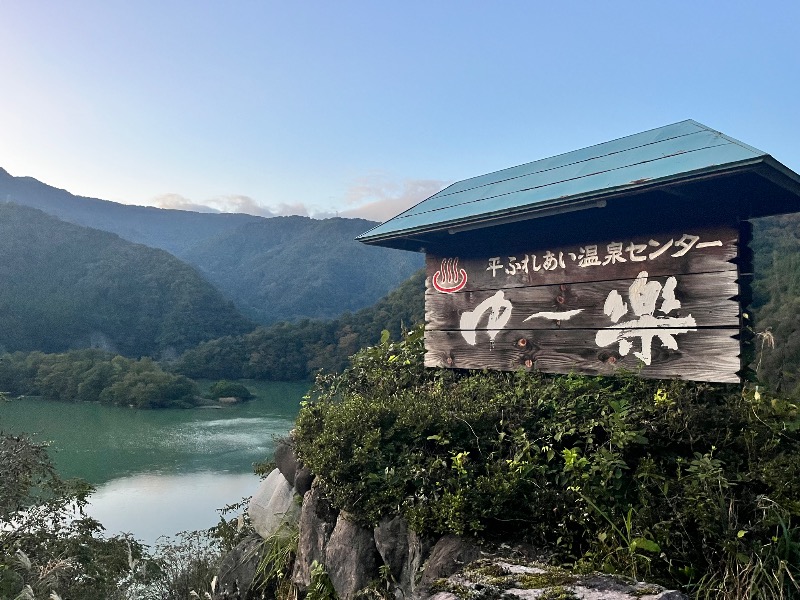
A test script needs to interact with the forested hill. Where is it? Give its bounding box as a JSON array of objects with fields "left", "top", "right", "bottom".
[
  {"left": 181, "top": 216, "right": 423, "bottom": 323},
  {"left": 0, "top": 203, "right": 253, "bottom": 357},
  {"left": 174, "top": 269, "right": 426, "bottom": 381},
  {"left": 0, "top": 168, "right": 424, "bottom": 323}
]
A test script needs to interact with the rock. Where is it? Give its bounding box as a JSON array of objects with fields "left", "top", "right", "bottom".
[
  {"left": 247, "top": 468, "right": 301, "bottom": 540},
  {"left": 274, "top": 438, "right": 298, "bottom": 486},
  {"left": 374, "top": 516, "right": 409, "bottom": 583},
  {"left": 404, "top": 529, "right": 436, "bottom": 599},
  {"left": 214, "top": 533, "right": 265, "bottom": 599},
  {"left": 294, "top": 465, "right": 314, "bottom": 495},
  {"left": 325, "top": 511, "right": 382, "bottom": 600},
  {"left": 292, "top": 481, "right": 339, "bottom": 589},
  {"left": 421, "top": 556, "right": 688, "bottom": 600},
  {"left": 418, "top": 534, "right": 481, "bottom": 593}
]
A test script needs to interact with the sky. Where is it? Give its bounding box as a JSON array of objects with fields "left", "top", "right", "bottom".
[{"left": 1, "top": 1, "right": 799, "bottom": 222}]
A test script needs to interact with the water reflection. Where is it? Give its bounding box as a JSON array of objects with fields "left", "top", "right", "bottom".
[
  {"left": 0, "top": 381, "right": 308, "bottom": 543},
  {"left": 87, "top": 471, "right": 260, "bottom": 546}
]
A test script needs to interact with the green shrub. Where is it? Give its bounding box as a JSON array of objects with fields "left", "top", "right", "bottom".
[
  {"left": 294, "top": 327, "right": 800, "bottom": 594},
  {"left": 208, "top": 380, "right": 254, "bottom": 400},
  {"left": 0, "top": 432, "right": 148, "bottom": 599}
]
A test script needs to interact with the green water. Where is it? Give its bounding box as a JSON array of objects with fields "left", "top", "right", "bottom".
[{"left": 0, "top": 381, "right": 309, "bottom": 544}]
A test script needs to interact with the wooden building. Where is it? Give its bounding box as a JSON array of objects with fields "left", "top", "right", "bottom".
[{"left": 357, "top": 121, "right": 800, "bottom": 383}]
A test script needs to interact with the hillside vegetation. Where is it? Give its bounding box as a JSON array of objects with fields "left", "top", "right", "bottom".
[
  {"left": 295, "top": 328, "right": 800, "bottom": 596},
  {"left": 751, "top": 214, "right": 800, "bottom": 397},
  {"left": 180, "top": 216, "right": 424, "bottom": 323},
  {"left": 0, "top": 168, "right": 423, "bottom": 324},
  {"left": 0, "top": 203, "right": 253, "bottom": 357},
  {"left": 174, "top": 269, "right": 425, "bottom": 380}
]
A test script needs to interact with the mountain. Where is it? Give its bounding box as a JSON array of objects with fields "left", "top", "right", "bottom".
[
  {"left": 0, "top": 203, "right": 253, "bottom": 357},
  {"left": 0, "top": 168, "right": 424, "bottom": 323},
  {"left": 180, "top": 216, "right": 423, "bottom": 323},
  {"left": 0, "top": 167, "right": 263, "bottom": 255},
  {"left": 174, "top": 269, "right": 426, "bottom": 381}
]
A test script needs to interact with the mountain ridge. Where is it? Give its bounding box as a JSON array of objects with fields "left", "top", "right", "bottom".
[
  {"left": 0, "top": 168, "right": 423, "bottom": 323},
  {"left": 0, "top": 203, "right": 254, "bottom": 356}
]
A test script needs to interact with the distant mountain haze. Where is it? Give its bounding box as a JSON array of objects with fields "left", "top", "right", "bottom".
[{"left": 0, "top": 167, "right": 423, "bottom": 324}]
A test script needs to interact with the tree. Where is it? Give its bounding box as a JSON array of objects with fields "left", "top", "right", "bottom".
[{"left": 0, "top": 432, "right": 145, "bottom": 599}]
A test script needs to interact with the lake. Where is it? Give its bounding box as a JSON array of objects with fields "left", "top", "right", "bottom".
[{"left": 0, "top": 380, "right": 308, "bottom": 545}]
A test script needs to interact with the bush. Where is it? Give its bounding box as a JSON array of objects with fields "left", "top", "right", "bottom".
[
  {"left": 0, "top": 432, "right": 147, "bottom": 599},
  {"left": 295, "top": 327, "right": 800, "bottom": 595},
  {"left": 208, "top": 380, "right": 254, "bottom": 400}
]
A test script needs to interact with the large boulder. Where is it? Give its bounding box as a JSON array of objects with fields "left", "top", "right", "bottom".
[
  {"left": 274, "top": 438, "right": 299, "bottom": 487},
  {"left": 325, "top": 512, "right": 382, "bottom": 600},
  {"left": 247, "top": 468, "right": 301, "bottom": 540},
  {"left": 292, "top": 481, "right": 339, "bottom": 589},
  {"left": 418, "top": 534, "right": 481, "bottom": 594}
]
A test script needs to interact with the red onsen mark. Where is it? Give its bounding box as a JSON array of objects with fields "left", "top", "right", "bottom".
[{"left": 432, "top": 257, "right": 468, "bottom": 293}]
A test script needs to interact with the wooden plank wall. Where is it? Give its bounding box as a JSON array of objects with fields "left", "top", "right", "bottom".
[{"left": 424, "top": 226, "right": 741, "bottom": 382}]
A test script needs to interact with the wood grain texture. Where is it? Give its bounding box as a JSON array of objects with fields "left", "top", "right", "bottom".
[
  {"left": 426, "top": 270, "right": 739, "bottom": 331},
  {"left": 425, "top": 328, "right": 740, "bottom": 383},
  {"left": 426, "top": 226, "right": 738, "bottom": 292}
]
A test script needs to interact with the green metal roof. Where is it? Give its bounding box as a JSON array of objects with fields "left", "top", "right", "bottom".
[{"left": 357, "top": 120, "right": 800, "bottom": 249}]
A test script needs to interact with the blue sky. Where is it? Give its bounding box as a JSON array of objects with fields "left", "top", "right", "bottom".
[{"left": 2, "top": 1, "right": 798, "bottom": 221}]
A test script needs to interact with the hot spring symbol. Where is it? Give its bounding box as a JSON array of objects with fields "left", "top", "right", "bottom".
[{"left": 432, "top": 257, "right": 468, "bottom": 293}]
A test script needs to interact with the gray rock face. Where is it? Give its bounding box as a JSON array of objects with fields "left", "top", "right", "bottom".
[
  {"left": 374, "top": 516, "right": 409, "bottom": 583},
  {"left": 418, "top": 534, "right": 481, "bottom": 593},
  {"left": 325, "top": 512, "right": 382, "bottom": 600},
  {"left": 292, "top": 481, "right": 339, "bottom": 589},
  {"left": 214, "top": 533, "right": 265, "bottom": 599},
  {"left": 373, "top": 516, "right": 435, "bottom": 600},
  {"left": 294, "top": 466, "right": 315, "bottom": 495},
  {"left": 274, "top": 438, "right": 298, "bottom": 487},
  {"left": 247, "top": 468, "right": 301, "bottom": 540},
  {"left": 405, "top": 529, "right": 436, "bottom": 599}
]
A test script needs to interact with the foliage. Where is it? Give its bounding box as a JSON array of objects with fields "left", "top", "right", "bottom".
[
  {"left": 0, "top": 203, "right": 253, "bottom": 358},
  {"left": 142, "top": 530, "right": 220, "bottom": 600},
  {"left": 253, "top": 522, "right": 300, "bottom": 599},
  {"left": 0, "top": 430, "right": 251, "bottom": 599},
  {"left": 208, "top": 380, "right": 254, "bottom": 400},
  {"left": 174, "top": 269, "right": 425, "bottom": 381},
  {"left": 0, "top": 349, "right": 200, "bottom": 408},
  {"left": 294, "top": 327, "right": 800, "bottom": 594},
  {"left": 179, "top": 216, "right": 423, "bottom": 325},
  {"left": 306, "top": 560, "right": 338, "bottom": 600},
  {"left": 751, "top": 213, "right": 800, "bottom": 399},
  {"left": 0, "top": 432, "right": 146, "bottom": 599},
  {"left": 0, "top": 171, "right": 422, "bottom": 327},
  {"left": 207, "top": 497, "right": 253, "bottom": 553}
]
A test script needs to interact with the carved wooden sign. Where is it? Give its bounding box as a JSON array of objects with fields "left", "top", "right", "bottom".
[{"left": 424, "top": 226, "right": 741, "bottom": 383}]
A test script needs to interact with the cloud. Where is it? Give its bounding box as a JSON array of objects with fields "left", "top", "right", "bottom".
[
  {"left": 150, "top": 193, "right": 311, "bottom": 218},
  {"left": 212, "top": 195, "right": 279, "bottom": 217},
  {"left": 151, "top": 193, "right": 221, "bottom": 213},
  {"left": 148, "top": 175, "right": 449, "bottom": 222},
  {"left": 339, "top": 175, "right": 450, "bottom": 222}
]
